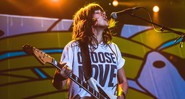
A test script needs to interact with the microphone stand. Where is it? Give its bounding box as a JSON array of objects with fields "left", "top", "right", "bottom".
[{"left": 124, "top": 11, "right": 185, "bottom": 47}]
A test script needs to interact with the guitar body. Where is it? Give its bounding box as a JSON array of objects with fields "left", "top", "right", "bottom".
[{"left": 22, "top": 44, "right": 117, "bottom": 99}]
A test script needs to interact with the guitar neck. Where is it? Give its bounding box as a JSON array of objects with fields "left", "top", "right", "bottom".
[
  {"left": 22, "top": 45, "right": 110, "bottom": 99},
  {"left": 51, "top": 59, "right": 107, "bottom": 99}
]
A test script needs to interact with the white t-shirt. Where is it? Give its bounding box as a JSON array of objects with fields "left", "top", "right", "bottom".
[{"left": 60, "top": 40, "right": 125, "bottom": 98}]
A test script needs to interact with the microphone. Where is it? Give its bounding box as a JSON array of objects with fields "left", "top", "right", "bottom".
[{"left": 111, "top": 7, "right": 142, "bottom": 19}]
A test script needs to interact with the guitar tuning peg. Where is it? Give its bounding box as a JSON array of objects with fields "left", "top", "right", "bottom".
[
  {"left": 43, "top": 53, "right": 47, "bottom": 58},
  {"left": 35, "top": 49, "right": 39, "bottom": 52},
  {"left": 46, "top": 54, "right": 50, "bottom": 58}
]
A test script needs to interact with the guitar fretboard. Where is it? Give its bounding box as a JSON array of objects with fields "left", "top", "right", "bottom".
[{"left": 51, "top": 59, "right": 107, "bottom": 99}]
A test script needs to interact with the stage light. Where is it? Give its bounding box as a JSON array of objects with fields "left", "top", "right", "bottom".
[
  {"left": 112, "top": 0, "right": 118, "bottom": 7},
  {"left": 153, "top": 5, "right": 159, "bottom": 25},
  {"left": 51, "top": 0, "right": 60, "bottom": 3},
  {"left": 41, "top": 0, "right": 63, "bottom": 8},
  {"left": 153, "top": 5, "right": 160, "bottom": 13}
]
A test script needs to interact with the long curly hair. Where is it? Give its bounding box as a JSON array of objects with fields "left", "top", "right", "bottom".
[{"left": 72, "top": 3, "right": 115, "bottom": 49}]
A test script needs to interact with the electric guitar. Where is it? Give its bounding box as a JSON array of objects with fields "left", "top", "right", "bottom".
[{"left": 22, "top": 44, "right": 117, "bottom": 99}]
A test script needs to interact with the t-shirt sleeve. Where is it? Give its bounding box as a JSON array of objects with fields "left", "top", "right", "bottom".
[
  {"left": 60, "top": 43, "right": 74, "bottom": 70},
  {"left": 114, "top": 44, "right": 125, "bottom": 70}
]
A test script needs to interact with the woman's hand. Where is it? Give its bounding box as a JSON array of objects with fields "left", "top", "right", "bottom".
[
  {"left": 52, "top": 63, "right": 72, "bottom": 90},
  {"left": 58, "top": 63, "right": 72, "bottom": 78}
]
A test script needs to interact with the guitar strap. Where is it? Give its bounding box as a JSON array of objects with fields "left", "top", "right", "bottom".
[
  {"left": 77, "top": 41, "right": 112, "bottom": 99},
  {"left": 78, "top": 40, "right": 92, "bottom": 81}
]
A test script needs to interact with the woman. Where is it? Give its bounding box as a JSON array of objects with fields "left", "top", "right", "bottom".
[{"left": 52, "top": 3, "right": 128, "bottom": 99}]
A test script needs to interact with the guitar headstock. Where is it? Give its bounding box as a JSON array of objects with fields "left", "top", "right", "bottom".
[
  {"left": 22, "top": 44, "right": 53, "bottom": 65},
  {"left": 22, "top": 44, "right": 34, "bottom": 55}
]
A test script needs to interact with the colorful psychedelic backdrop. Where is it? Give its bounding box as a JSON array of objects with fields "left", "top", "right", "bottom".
[{"left": 0, "top": 14, "right": 184, "bottom": 99}]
